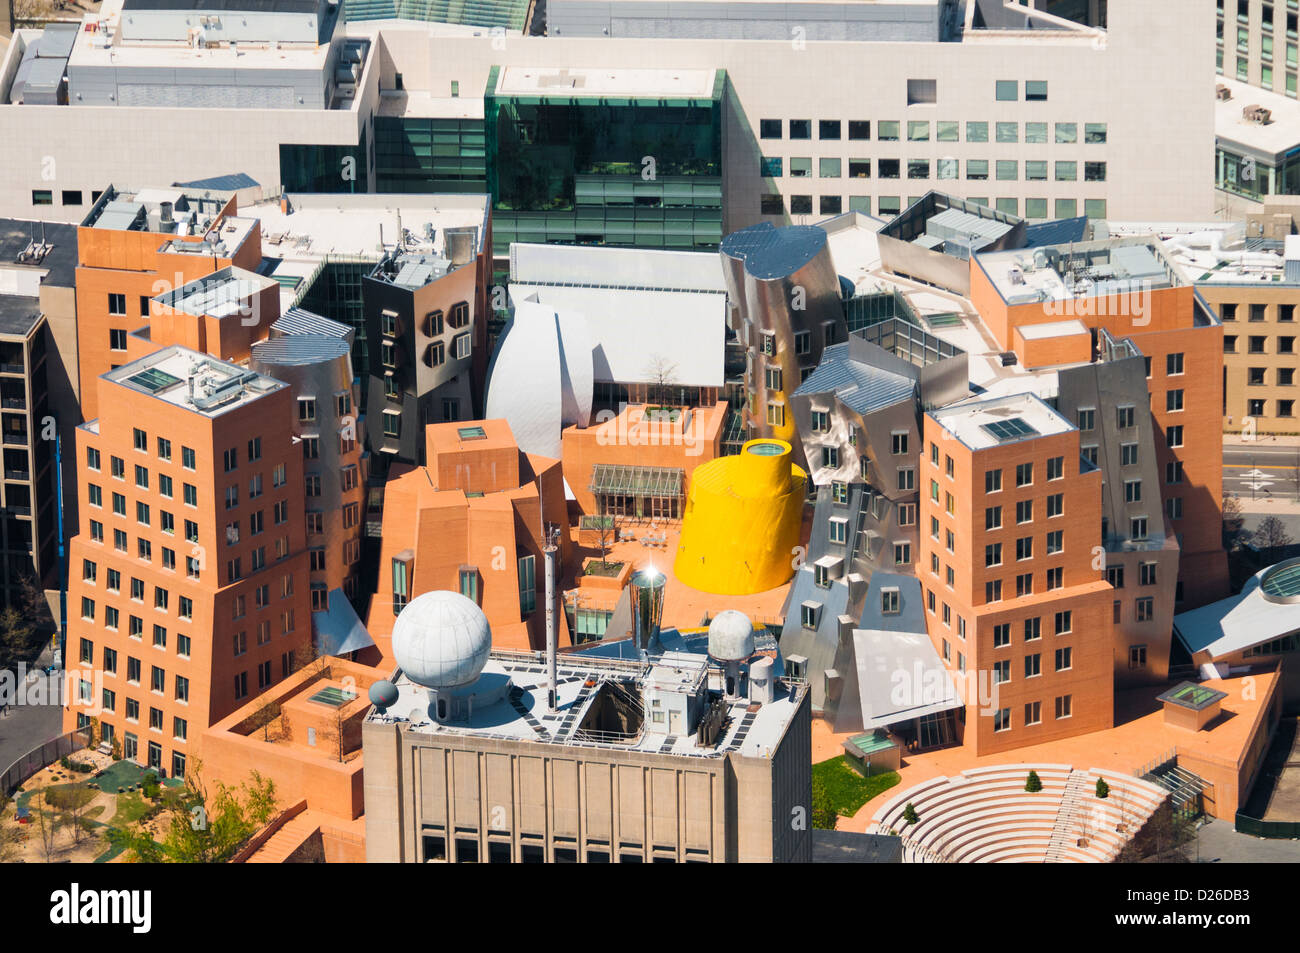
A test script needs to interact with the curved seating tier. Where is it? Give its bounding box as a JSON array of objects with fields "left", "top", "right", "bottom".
[{"left": 868, "top": 764, "right": 1167, "bottom": 863}]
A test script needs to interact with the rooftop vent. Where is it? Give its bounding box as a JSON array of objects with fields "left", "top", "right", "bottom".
[
  {"left": 1216, "top": 84, "right": 1232, "bottom": 101},
  {"left": 1243, "top": 104, "right": 1272, "bottom": 124}
]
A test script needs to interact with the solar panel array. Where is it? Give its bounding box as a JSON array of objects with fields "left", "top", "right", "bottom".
[{"left": 980, "top": 417, "right": 1039, "bottom": 443}]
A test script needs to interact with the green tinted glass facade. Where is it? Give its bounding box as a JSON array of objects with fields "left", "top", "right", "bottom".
[
  {"left": 279, "top": 130, "right": 369, "bottom": 193},
  {"left": 484, "top": 67, "right": 724, "bottom": 255},
  {"left": 375, "top": 116, "right": 488, "bottom": 194}
]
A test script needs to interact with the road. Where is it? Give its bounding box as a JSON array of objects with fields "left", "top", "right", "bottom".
[{"left": 1223, "top": 444, "right": 1300, "bottom": 504}]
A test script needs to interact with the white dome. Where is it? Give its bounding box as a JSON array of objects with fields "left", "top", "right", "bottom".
[
  {"left": 392, "top": 591, "right": 492, "bottom": 689},
  {"left": 708, "top": 610, "right": 755, "bottom": 662}
]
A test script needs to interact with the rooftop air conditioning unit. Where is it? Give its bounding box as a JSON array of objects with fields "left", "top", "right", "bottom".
[{"left": 1216, "top": 84, "right": 1231, "bottom": 101}]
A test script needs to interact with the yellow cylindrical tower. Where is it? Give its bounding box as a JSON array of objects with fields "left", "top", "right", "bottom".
[{"left": 674, "top": 439, "right": 806, "bottom": 595}]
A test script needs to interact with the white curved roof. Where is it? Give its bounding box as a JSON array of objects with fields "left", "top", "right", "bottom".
[
  {"left": 391, "top": 590, "right": 492, "bottom": 689},
  {"left": 484, "top": 295, "right": 594, "bottom": 459}
]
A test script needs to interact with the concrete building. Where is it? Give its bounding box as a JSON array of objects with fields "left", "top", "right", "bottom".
[
  {"left": 0, "top": 1, "right": 1216, "bottom": 240},
  {"left": 64, "top": 346, "right": 313, "bottom": 777},
  {"left": 0, "top": 219, "right": 80, "bottom": 618},
  {"left": 363, "top": 586, "right": 812, "bottom": 863}
]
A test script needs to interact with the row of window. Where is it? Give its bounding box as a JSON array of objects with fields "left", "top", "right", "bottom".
[
  {"left": 1221, "top": 301, "right": 1298, "bottom": 323},
  {"left": 764, "top": 157, "right": 1108, "bottom": 182},
  {"left": 765, "top": 193, "right": 1108, "bottom": 221},
  {"left": 1241, "top": 398, "right": 1297, "bottom": 417},
  {"left": 762, "top": 119, "right": 1104, "bottom": 146},
  {"left": 74, "top": 714, "right": 185, "bottom": 780},
  {"left": 1225, "top": 334, "right": 1297, "bottom": 355},
  {"left": 31, "top": 189, "right": 94, "bottom": 207},
  {"left": 992, "top": 696, "right": 1074, "bottom": 732}
]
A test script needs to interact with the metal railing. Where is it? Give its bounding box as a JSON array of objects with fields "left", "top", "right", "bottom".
[{"left": 1, "top": 729, "right": 92, "bottom": 797}]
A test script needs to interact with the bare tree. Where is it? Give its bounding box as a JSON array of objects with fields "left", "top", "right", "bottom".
[
  {"left": 595, "top": 494, "right": 614, "bottom": 566},
  {"left": 1222, "top": 493, "right": 1245, "bottom": 551},
  {"left": 1251, "top": 515, "right": 1294, "bottom": 563},
  {"left": 317, "top": 707, "right": 350, "bottom": 764},
  {"left": 48, "top": 785, "right": 96, "bottom": 847},
  {"left": 643, "top": 354, "right": 679, "bottom": 409},
  {"left": 247, "top": 698, "right": 283, "bottom": 742},
  {"left": 31, "top": 791, "right": 64, "bottom": 862}
]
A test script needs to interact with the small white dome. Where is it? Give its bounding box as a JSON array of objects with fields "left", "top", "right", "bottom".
[
  {"left": 392, "top": 590, "right": 491, "bottom": 689},
  {"left": 708, "top": 609, "right": 755, "bottom": 662}
]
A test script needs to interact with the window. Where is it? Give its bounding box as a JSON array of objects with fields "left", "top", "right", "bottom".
[
  {"left": 878, "top": 159, "right": 900, "bottom": 180},
  {"left": 1055, "top": 695, "right": 1072, "bottom": 720},
  {"left": 993, "top": 660, "right": 1011, "bottom": 685},
  {"left": 985, "top": 505, "right": 1002, "bottom": 531},
  {"left": 1166, "top": 389, "right": 1184, "bottom": 412},
  {"left": 1025, "top": 80, "right": 1048, "bottom": 101},
  {"left": 1117, "top": 405, "right": 1135, "bottom": 429},
  {"left": 1055, "top": 647, "right": 1073, "bottom": 672},
  {"left": 985, "top": 543, "right": 1003, "bottom": 567},
  {"left": 878, "top": 120, "right": 900, "bottom": 141},
  {"left": 985, "top": 468, "right": 1002, "bottom": 493},
  {"left": 1046, "top": 456, "right": 1064, "bottom": 481},
  {"left": 1136, "top": 597, "right": 1154, "bottom": 622},
  {"left": 819, "top": 119, "right": 841, "bottom": 140},
  {"left": 993, "top": 624, "right": 1011, "bottom": 648},
  {"left": 789, "top": 119, "right": 811, "bottom": 139},
  {"left": 994, "top": 707, "right": 1011, "bottom": 732},
  {"left": 1016, "top": 536, "right": 1033, "bottom": 561},
  {"left": 1016, "top": 500, "right": 1033, "bottom": 524},
  {"left": 1015, "top": 462, "right": 1033, "bottom": 487},
  {"left": 759, "top": 119, "right": 782, "bottom": 139},
  {"left": 995, "top": 80, "right": 1018, "bottom": 101},
  {"left": 1046, "top": 494, "right": 1063, "bottom": 518},
  {"left": 996, "top": 122, "right": 1019, "bottom": 144},
  {"left": 1167, "top": 425, "right": 1184, "bottom": 448},
  {"left": 1024, "top": 654, "right": 1041, "bottom": 679},
  {"left": 881, "top": 588, "right": 900, "bottom": 614},
  {"left": 985, "top": 580, "right": 1003, "bottom": 603},
  {"left": 848, "top": 120, "right": 870, "bottom": 139}
]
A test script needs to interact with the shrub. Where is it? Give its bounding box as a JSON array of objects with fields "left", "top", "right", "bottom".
[
  {"left": 903, "top": 802, "right": 919, "bottom": 826},
  {"left": 1096, "top": 778, "right": 1110, "bottom": 799},
  {"left": 1025, "top": 770, "right": 1043, "bottom": 793},
  {"left": 59, "top": 757, "right": 71, "bottom": 770}
]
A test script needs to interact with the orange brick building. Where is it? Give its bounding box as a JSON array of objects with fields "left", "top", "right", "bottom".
[
  {"left": 367, "top": 419, "right": 571, "bottom": 657},
  {"left": 63, "top": 346, "right": 312, "bottom": 778},
  {"left": 970, "top": 238, "right": 1229, "bottom": 607},
  {"left": 560, "top": 401, "right": 727, "bottom": 518},
  {"left": 74, "top": 186, "right": 262, "bottom": 421},
  {"left": 921, "top": 394, "right": 1115, "bottom": 756}
]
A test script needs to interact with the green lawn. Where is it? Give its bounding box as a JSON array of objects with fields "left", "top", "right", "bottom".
[{"left": 812, "top": 756, "right": 901, "bottom": 817}]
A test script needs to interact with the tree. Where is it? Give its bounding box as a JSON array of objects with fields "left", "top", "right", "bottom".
[
  {"left": 246, "top": 698, "right": 283, "bottom": 742},
  {"left": 108, "top": 763, "right": 278, "bottom": 864},
  {"left": 0, "top": 607, "right": 37, "bottom": 677},
  {"left": 1222, "top": 493, "right": 1245, "bottom": 550},
  {"left": 1095, "top": 777, "right": 1110, "bottom": 799},
  {"left": 31, "top": 791, "right": 64, "bottom": 862},
  {"left": 46, "top": 785, "right": 96, "bottom": 847},
  {"left": 643, "top": 354, "right": 679, "bottom": 409},
  {"left": 1251, "top": 515, "right": 1294, "bottom": 563},
  {"left": 594, "top": 494, "right": 614, "bottom": 566},
  {"left": 902, "top": 802, "right": 919, "bottom": 826},
  {"left": 317, "top": 706, "right": 351, "bottom": 764},
  {"left": 1116, "top": 805, "right": 1196, "bottom": 863},
  {"left": 1025, "top": 770, "right": 1043, "bottom": 793},
  {"left": 810, "top": 774, "right": 837, "bottom": 830}
]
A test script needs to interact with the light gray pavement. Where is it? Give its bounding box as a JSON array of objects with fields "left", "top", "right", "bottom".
[{"left": 1194, "top": 818, "right": 1300, "bottom": 863}]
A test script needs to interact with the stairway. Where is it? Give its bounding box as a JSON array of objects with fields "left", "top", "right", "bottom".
[
  {"left": 1043, "top": 770, "right": 1093, "bottom": 863},
  {"left": 243, "top": 812, "right": 321, "bottom": 863}
]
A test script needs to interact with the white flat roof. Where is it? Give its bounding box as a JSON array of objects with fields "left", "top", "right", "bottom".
[
  {"left": 510, "top": 242, "right": 727, "bottom": 292},
  {"left": 376, "top": 90, "right": 484, "bottom": 120},
  {"left": 495, "top": 66, "right": 717, "bottom": 98},
  {"left": 105, "top": 345, "right": 285, "bottom": 416},
  {"left": 930, "top": 391, "right": 1072, "bottom": 450},
  {"left": 1017, "top": 318, "right": 1088, "bottom": 340},
  {"left": 512, "top": 282, "right": 726, "bottom": 388},
  {"left": 1216, "top": 76, "right": 1300, "bottom": 157},
  {"left": 68, "top": 21, "right": 332, "bottom": 73}
]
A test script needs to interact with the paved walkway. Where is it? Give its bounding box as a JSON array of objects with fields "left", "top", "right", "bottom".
[{"left": 1194, "top": 818, "right": 1300, "bottom": 863}]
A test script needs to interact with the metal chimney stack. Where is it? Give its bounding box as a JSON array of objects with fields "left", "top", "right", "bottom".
[
  {"left": 630, "top": 568, "right": 666, "bottom": 658},
  {"left": 544, "top": 530, "right": 559, "bottom": 713}
]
